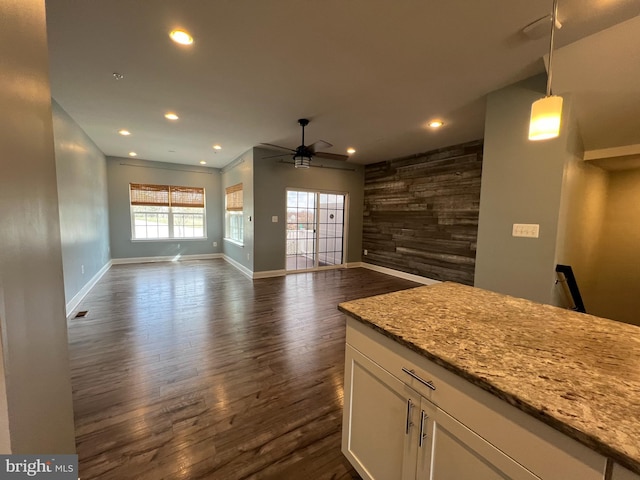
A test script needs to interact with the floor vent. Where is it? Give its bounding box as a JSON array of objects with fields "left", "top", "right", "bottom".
[{"left": 75, "top": 310, "right": 88, "bottom": 318}]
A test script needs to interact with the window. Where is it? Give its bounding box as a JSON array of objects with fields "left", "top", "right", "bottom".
[
  {"left": 130, "top": 183, "right": 206, "bottom": 240},
  {"left": 225, "top": 183, "right": 243, "bottom": 244}
]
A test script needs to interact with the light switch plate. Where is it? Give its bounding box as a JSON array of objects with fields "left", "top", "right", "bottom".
[
  {"left": 512, "top": 223, "right": 539, "bottom": 238},
  {"left": 272, "top": 216, "right": 278, "bottom": 223}
]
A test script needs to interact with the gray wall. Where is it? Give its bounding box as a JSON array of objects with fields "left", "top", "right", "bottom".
[
  {"left": 221, "top": 150, "right": 255, "bottom": 271},
  {"left": 0, "top": 0, "right": 76, "bottom": 453},
  {"left": 52, "top": 100, "right": 110, "bottom": 306},
  {"left": 106, "top": 157, "right": 222, "bottom": 259},
  {"left": 253, "top": 147, "right": 365, "bottom": 272},
  {"left": 475, "top": 75, "right": 578, "bottom": 304}
]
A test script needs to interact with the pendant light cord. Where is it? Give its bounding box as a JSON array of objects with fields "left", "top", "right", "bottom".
[{"left": 546, "top": 0, "right": 559, "bottom": 97}]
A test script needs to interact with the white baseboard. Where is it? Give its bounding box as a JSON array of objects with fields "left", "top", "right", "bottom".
[
  {"left": 345, "top": 262, "right": 364, "bottom": 268},
  {"left": 82, "top": 257, "right": 435, "bottom": 292},
  {"left": 66, "top": 260, "right": 112, "bottom": 318},
  {"left": 253, "top": 269, "right": 286, "bottom": 279},
  {"left": 111, "top": 253, "right": 223, "bottom": 265},
  {"left": 360, "top": 262, "right": 440, "bottom": 285},
  {"left": 222, "top": 255, "right": 253, "bottom": 279}
]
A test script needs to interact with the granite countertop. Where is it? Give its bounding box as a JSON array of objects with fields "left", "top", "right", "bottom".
[{"left": 338, "top": 282, "right": 640, "bottom": 474}]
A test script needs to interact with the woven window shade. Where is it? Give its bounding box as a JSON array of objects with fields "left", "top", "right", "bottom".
[
  {"left": 130, "top": 183, "right": 170, "bottom": 206},
  {"left": 225, "top": 183, "right": 243, "bottom": 211},
  {"left": 130, "top": 183, "right": 205, "bottom": 207},
  {"left": 171, "top": 186, "right": 205, "bottom": 208}
]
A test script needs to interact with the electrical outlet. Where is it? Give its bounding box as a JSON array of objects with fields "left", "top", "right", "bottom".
[
  {"left": 364, "top": 249, "right": 368, "bottom": 256},
  {"left": 213, "top": 241, "right": 218, "bottom": 247},
  {"left": 81, "top": 264, "right": 85, "bottom": 275},
  {"left": 512, "top": 223, "right": 540, "bottom": 238},
  {"left": 272, "top": 216, "right": 278, "bottom": 223},
  {"left": 247, "top": 253, "right": 250, "bottom": 260}
]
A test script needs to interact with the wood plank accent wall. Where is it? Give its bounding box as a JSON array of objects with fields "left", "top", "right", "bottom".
[{"left": 363, "top": 140, "right": 483, "bottom": 285}]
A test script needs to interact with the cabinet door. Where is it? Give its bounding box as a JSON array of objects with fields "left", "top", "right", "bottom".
[
  {"left": 415, "top": 397, "right": 437, "bottom": 478},
  {"left": 422, "top": 407, "right": 541, "bottom": 480},
  {"left": 612, "top": 464, "right": 640, "bottom": 480},
  {"left": 343, "top": 345, "right": 420, "bottom": 480}
]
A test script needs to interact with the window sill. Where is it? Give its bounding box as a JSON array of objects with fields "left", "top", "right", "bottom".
[
  {"left": 224, "top": 238, "right": 244, "bottom": 247},
  {"left": 131, "top": 237, "right": 208, "bottom": 242}
]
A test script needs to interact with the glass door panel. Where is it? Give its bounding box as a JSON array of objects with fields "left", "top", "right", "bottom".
[
  {"left": 286, "top": 190, "right": 317, "bottom": 271},
  {"left": 318, "top": 193, "right": 345, "bottom": 266}
]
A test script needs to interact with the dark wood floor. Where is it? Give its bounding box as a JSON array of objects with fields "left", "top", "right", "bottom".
[{"left": 68, "top": 260, "right": 419, "bottom": 479}]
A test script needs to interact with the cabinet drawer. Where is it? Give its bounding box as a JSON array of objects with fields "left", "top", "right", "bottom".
[
  {"left": 346, "top": 318, "right": 443, "bottom": 402},
  {"left": 346, "top": 317, "right": 606, "bottom": 480}
]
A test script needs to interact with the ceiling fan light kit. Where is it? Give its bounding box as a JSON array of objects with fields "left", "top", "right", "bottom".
[
  {"left": 294, "top": 155, "right": 311, "bottom": 168},
  {"left": 528, "top": 0, "right": 563, "bottom": 141}
]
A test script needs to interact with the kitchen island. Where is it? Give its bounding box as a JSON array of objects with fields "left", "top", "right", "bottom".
[{"left": 338, "top": 282, "right": 640, "bottom": 479}]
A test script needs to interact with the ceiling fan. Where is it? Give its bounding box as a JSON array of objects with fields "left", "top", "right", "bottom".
[{"left": 261, "top": 118, "right": 349, "bottom": 168}]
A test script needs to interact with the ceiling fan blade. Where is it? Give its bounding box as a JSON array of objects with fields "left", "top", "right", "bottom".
[
  {"left": 314, "top": 151, "right": 349, "bottom": 161},
  {"left": 308, "top": 140, "right": 332, "bottom": 153},
  {"left": 260, "top": 143, "right": 296, "bottom": 153},
  {"left": 260, "top": 153, "right": 292, "bottom": 160}
]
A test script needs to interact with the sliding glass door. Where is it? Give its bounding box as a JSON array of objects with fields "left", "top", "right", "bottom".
[{"left": 286, "top": 190, "right": 346, "bottom": 272}]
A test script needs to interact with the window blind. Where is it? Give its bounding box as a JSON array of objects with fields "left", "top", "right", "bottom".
[
  {"left": 130, "top": 183, "right": 170, "bottom": 206},
  {"left": 225, "top": 183, "right": 243, "bottom": 211},
  {"left": 170, "top": 186, "right": 205, "bottom": 208},
  {"left": 130, "top": 183, "right": 205, "bottom": 208}
]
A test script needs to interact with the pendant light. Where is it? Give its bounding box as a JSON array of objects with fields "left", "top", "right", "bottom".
[{"left": 529, "top": 0, "right": 563, "bottom": 141}]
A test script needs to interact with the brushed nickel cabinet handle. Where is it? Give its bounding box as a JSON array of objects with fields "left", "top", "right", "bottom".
[
  {"left": 402, "top": 367, "right": 436, "bottom": 391},
  {"left": 419, "top": 410, "right": 428, "bottom": 447},
  {"left": 406, "top": 399, "right": 414, "bottom": 434}
]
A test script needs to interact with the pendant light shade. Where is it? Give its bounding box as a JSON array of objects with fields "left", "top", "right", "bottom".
[
  {"left": 528, "top": 0, "right": 562, "bottom": 141},
  {"left": 529, "top": 95, "right": 563, "bottom": 141}
]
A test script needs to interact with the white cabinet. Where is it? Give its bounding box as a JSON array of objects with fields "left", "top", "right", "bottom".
[
  {"left": 342, "top": 317, "right": 608, "bottom": 480},
  {"left": 344, "top": 344, "right": 538, "bottom": 480}
]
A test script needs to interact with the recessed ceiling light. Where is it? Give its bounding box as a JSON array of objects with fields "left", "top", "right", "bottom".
[
  {"left": 428, "top": 120, "right": 444, "bottom": 128},
  {"left": 169, "top": 29, "right": 194, "bottom": 45},
  {"left": 213, "top": 144, "right": 222, "bottom": 150},
  {"left": 199, "top": 161, "right": 207, "bottom": 165},
  {"left": 347, "top": 148, "right": 356, "bottom": 155},
  {"left": 128, "top": 152, "right": 137, "bottom": 157},
  {"left": 164, "top": 112, "right": 179, "bottom": 121},
  {"left": 118, "top": 129, "right": 131, "bottom": 136}
]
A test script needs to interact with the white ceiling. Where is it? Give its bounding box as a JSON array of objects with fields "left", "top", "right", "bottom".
[{"left": 45, "top": 0, "right": 640, "bottom": 169}]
